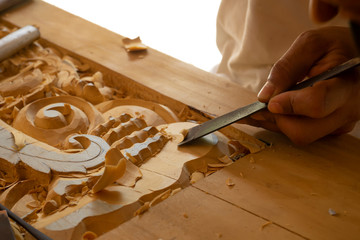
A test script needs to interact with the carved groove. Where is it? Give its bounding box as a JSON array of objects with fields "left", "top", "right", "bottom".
[
  {"left": 124, "top": 132, "right": 169, "bottom": 166},
  {"left": 112, "top": 126, "right": 159, "bottom": 150},
  {"left": 102, "top": 118, "right": 147, "bottom": 146},
  {"left": 90, "top": 113, "right": 132, "bottom": 137}
]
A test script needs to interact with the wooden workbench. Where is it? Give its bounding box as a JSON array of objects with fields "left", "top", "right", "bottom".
[{"left": 2, "top": 1, "right": 360, "bottom": 239}]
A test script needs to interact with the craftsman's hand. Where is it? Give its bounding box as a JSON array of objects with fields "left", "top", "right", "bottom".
[
  {"left": 310, "top": 0, "right": 360, "bottom": 23},
  {"left": 254, "top": 26, "right": 360, "bottom": 145}
]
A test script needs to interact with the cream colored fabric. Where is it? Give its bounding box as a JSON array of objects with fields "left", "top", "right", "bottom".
[{"left": 215, "top": 0, "right": 346, "bottom": 92}]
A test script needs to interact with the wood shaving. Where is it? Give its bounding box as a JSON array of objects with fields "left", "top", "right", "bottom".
[
  {"left": 207, "top": 162, "right": 232, "bottom": 168},
  {"left": 190, "top": 171, "right": 204, "bottom": 184},
  {"left": 149, "top": 189, "right": 171, "bottom": 207},
  {"left": 0, "top": 178, "right": 18, "bottom": 191},
  {"left": 205, "top": 170, "right": 217, "bottom": 177},
  {"left": 225, "top": 178, "right": 235, "bottom": 187},
  {"left": 207, "top": 166, "right": 223, "bottom": 172},
  {"left": 122, "top": 37, "right": 148, "bottom": 52},
  {"left": 261, "top": 221, "right": 273, "bottom": 230},
  {"left": 82, "top": 231, "right": 98, "bottom": 240},
  {"left": 171, "top": 187, "right": 181, "bottom": 196},
  {"left": 68, "top": 200, "right": 79, "bottom": 207},
  {"left": 198, "top": 160, "right": 208, "bottom": 173},
  {"left": 11, "top": 130, "right": 26, "bottom": 150},
  {"left": 217, "top": 155, "right": 233, "bottom": 164},
  {"left": 328, "top": 208, "right": 337, "bottom": 216},
  {"left": 236, "top": 139, "right": 265, "bottom": 154},
  {"left": 134, "top": 201, "right": 150, "bottom": 216},
  {"left": 58, "top": 204, "right": 68, "bottom": 212},
  {"left": 249, "top": 156, "right": 255, "bottom": 163},
  {"left": 92, "top": 148, "right": 127, "bottom": 193},
  {"left": 26, "top": 200, "right": 41, "bottom": 209},
  {"left": 180, "top": 128, "right": 188, "bottom": 142}
]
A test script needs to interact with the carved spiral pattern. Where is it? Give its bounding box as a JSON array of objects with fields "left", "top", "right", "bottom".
[{"left": 13, "top": 96, "right": 104, "bottom": 148}]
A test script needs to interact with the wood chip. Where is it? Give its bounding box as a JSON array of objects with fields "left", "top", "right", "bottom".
[
  {"left": 26, "top": 200, "right": 41, "bottom": 209},
  {"left": 198, "top": 159, "right": 208, "bottom": 173},
  {"left": 205, "top": 170, "right": 217, "bottom": 177},
  {"left": 92, "top": 148, "right": 127, "bottom": 193},
  {"left": 207, "top": 162, "right": 232, "bottom": 168},
  {"left": 261, "top": 221, "right": 273, "bottom": 230},
  {"left": 225, "top": 178, "right": 235, "bottom": 187},
  {"left": 122, "top": 37, "right": 147, "bottom": 52},
  {"left": 190, "top": 171, "right": 204, "bottom": 184},
  {"left": 134, "top": 202, "right": 150, "bottom": 216},
  {"left": 171, "top": 187, "right": 181, "bottom": 196},
  {"left": 11, "top": 130, "right": 26, "bottom": 150},
  {"left": 329, "top": 208, "right": 338, "bottom": 216},
  {"left": 217, "top": 155, "right": 233, "bottom": 164},
  {"left": 82, "top": 231, "right": 98, "bottom": 240},
  {"left": 149, "top": 189, "right": 171, "bottom": 207}
]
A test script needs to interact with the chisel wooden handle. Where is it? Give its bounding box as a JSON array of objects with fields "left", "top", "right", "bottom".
[{"left": 0, "top": 25, "right": 40, "bottom": 62}]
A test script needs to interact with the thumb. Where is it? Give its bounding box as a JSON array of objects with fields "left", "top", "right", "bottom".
[
  {"left": 258, "top": 28, "right": 335, "bottom": 103},
  {"left": 309, "top": 0, "right": 339, "bottom": 23}
]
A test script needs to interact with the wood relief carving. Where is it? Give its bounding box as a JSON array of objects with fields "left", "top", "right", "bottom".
[{"left": 0, "top": 26, "right": 265, "bottom": 239}]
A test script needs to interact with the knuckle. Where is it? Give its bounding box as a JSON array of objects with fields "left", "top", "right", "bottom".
[
  {"left": 269, "top": 59, "right": 292, "bottom": 83},
  {"left": 297, "top": 30, "right": 322, "bottom": 47},
  {"left": 297, "top": 86, "right": 328, "bottom": 118}
]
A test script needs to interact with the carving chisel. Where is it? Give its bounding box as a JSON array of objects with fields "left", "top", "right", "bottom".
[
  {"left": 0, "top": 25, "right": 40, "bottom": 62},
  {"left": 179, "top": 57, "right": 360, "bottom": 146}
]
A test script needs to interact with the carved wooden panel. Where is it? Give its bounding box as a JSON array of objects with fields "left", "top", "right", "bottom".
[{"left": 0, "top": 25, "right": 265, "bottom": 239}]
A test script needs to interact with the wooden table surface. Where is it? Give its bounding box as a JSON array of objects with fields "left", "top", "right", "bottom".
[{"left": 2, "top": 1, "right": 360, "bottom": 239}]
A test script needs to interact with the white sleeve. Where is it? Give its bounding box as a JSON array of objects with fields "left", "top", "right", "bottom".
[{"left": 215, "top": 0, "right": 347, "bottom": 92}]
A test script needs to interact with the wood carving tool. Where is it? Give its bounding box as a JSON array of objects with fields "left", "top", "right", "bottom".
[
  {"left": 0, "top": 203, "right": 53, "bottom": 240},
  {"left": 179, "top": 57, "right": 360, "bottom": 146},
  {"left": 0, "top": 25, "right": 40, "bottom": 62}
]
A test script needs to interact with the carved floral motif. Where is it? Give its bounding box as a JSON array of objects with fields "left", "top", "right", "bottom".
[{"left": 0, "top": 26, "right": 263, "bottom": 240}]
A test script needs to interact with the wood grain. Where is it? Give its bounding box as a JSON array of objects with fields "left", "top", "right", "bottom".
[
  {"left": 99, "top": 186, "right": 304, "bottom": 240},
  {"left": 1, "top": 1, "right": 360, "bottom": 240},
  {"left": 194, "top": 131, "right": 360, "bottom": 240}
]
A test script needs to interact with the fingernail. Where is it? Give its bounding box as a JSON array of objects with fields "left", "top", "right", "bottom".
[
  {"left": 258, "top": 82, "right": 275, "bottom": 102},
  {"left": 268, "top": 102, "right": 283, "bottom": 114}
]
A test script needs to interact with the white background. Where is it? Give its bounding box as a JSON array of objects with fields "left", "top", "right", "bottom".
[{"left": 43, "top": 0, "right": 222, "bottom": 72}]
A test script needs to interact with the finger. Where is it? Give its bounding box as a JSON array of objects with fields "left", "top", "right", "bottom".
[
  {"left": 309, "top": 0, "right": 339, "bottom": 23},
  {"left": 258, "top": 29, "right": 334, "bottom": 102},
  {"left": 237, "top": 110, "right": 280, "bottom": 132},
  {"left": 267, "top": 76, "right": 352, "bottom": 118},
  {"left": 247, "top": 111, "right": 280, "bottom": 132},
  {"left": 272, "top": 108, "right": 356, "bottom": 145},
  {"left": 310, "top": 0, "right": 360, "bottom": 24},
  {"left": 332, "top": 121, "right": 357, "bottom": 135}
]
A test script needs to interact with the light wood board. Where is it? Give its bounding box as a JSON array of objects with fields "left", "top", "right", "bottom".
[{"left": 2, "top": 1, "right": 360, "bottom": 239}]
